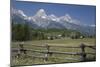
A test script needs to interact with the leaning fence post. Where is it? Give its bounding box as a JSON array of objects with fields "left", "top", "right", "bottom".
[{"left": 80, "top": 43, "right": 86, "bottom": 61}]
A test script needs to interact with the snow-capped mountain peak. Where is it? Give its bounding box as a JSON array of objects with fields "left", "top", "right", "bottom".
[
  {"left": 11, "top": 8, "right": 28, "bottom": 20},
  {"left": 35, "top": 9, "right": 47, "bottom": 18},
  {"left": 17, "top": 10, "right": 27, "bottom": 17},
  {"left": 65, "top": 14, "right": 71, "bottom": 20},
  {"left": 59, "top": 14, "right": 72, "bottom": 22},
  {"left": 49, "top": 14, "right": 56, "bottom": 18},
  {"left": 48, "top": 14, "right": 59, "bottom": 22}
]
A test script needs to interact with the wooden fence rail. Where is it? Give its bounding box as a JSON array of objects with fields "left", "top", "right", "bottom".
[{"left": 11, "top": 43, "right": 96, "bottom": 62}]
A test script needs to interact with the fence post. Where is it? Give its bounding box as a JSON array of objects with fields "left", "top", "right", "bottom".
[
  {"left": 18, "top": 42, "right": 26, "bottom": 56},
  {"left": 80, "top": 43, "right": 86, "bottom": 62},
  {"left": 44, "top": 44, "right": 50, "bottom": 62}
]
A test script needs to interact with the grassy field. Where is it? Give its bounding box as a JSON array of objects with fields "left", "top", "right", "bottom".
[{"left": 11, "top": 38, "right": 96, "bottom": 66}]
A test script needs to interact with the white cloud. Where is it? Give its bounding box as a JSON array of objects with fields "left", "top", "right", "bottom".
[
  {"left": 90, "top": 24, "right": 96, "bottom": 27},
  {"left": 70, "top": 19, "right": 81, "bottom": 25}
]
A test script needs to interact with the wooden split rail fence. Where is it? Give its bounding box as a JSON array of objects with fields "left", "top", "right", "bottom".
[{"left": 11, "top": 43, "right": 96, "bottom": 62}]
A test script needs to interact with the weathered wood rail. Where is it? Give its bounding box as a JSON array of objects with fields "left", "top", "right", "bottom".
[{"left": 11, "top": 43, "right": 96, "bottom": 62}]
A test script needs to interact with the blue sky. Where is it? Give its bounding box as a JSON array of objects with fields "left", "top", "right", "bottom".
[{"left": 11, "top": 0, "right": 96, "bottom": 25}]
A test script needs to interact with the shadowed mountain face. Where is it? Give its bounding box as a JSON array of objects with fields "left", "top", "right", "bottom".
[{"left": 11, "top": 8, "right": 96, "bottom": 35}]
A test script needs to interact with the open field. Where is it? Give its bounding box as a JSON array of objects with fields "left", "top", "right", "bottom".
[
  {"left": 12, "top": 38, "right": 96, "bottom": 47},
  {"left": 11, "top": 38, "right": 96, "bottom": 66}
]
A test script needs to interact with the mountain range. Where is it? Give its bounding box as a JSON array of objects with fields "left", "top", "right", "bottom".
[{"left": 11, "top": 8, "right": 96, "bottom": 35}]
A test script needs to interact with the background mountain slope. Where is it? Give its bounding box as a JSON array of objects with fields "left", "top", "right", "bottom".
[{"left": 11, "top": 8, "right": 96, "bottom": 35}]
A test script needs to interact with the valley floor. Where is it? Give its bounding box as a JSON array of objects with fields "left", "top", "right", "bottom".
[{"left": 11, "top": 38, "right": 96, "bottom": 66}]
